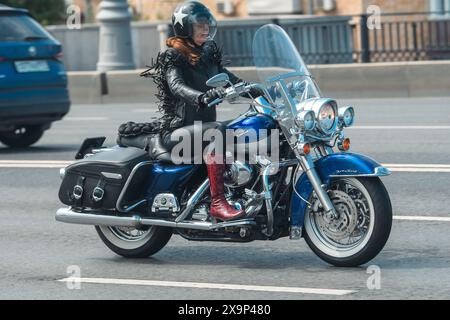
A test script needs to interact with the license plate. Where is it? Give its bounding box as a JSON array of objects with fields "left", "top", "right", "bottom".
[{"left": 14, "top": 60, "right": 49, "bottom": 73}]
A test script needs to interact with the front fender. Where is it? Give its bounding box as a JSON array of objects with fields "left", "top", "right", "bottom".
[{"left": 290, "top": 153, "right": 390, "bottom": 227}]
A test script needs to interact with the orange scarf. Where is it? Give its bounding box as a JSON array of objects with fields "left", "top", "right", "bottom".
[{"left": 166, "top": 37, "right": 201, "bottom": 66}]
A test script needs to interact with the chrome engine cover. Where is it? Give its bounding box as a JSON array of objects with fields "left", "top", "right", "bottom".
[
  {"left": 151, "top": 193, "right": 180, "bottom": 213},
  {"left": 224, "top": 161, "right": 254, "bottom": 188}
]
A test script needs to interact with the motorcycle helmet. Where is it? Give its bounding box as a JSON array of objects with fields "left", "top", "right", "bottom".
[{"left": 171, "top": 1, "right": 217, "bottom": 41}]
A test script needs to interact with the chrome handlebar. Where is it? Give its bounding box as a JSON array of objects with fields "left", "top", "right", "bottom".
[{"left": 207, "top": 82, "right": 258, "bottom": 108}]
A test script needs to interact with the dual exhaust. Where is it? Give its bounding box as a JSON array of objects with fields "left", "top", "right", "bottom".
[{"left": 55, "top": 207, "right": 256, "bottom": 231}]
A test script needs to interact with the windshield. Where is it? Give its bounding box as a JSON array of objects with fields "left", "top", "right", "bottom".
[{"left": 252, "top": 24, "right": 321, "bottom": 106}]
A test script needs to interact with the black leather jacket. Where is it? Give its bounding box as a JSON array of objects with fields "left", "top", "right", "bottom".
[{"left": 143, "top": 41, "right": 242, "bottom": 133}]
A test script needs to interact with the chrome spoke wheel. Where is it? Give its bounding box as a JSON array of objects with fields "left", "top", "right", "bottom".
[
  {"left": 108, "top": 226, "right": 152, "bottom": 242},
  {"left": 96, "top": 223, "right": 173, "bottom": 258},
  {"left": 304, "top": 178, "right": 375, "bottom": 258},
  {"left": 98, "top": 225, "right": 155, "bottom": 250}
]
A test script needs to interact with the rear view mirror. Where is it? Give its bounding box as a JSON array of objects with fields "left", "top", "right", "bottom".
[{"left": 206, "top": 73, "right": 229, "bottom": 87}]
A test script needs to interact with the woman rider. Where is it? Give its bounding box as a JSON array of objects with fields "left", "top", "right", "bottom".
[{"left": 146, "top": 1, "right": 263, "bottom": 221}]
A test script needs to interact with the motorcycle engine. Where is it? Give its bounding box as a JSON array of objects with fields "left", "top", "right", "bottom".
[
  {"left": 189, "top": 161, "right": 262, "bottom": 221},
  {"left": 223, "top": 161, "right": 255, "bottom": 188}
]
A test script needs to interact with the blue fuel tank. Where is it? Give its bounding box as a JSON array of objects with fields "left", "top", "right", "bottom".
[{"left": 227, "top": 113, "right": 277, "bottom": 143}]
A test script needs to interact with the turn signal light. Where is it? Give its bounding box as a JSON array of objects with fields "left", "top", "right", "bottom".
[
  {"left": 338, "top": 138, "right": 351, "bottom": 151},
  {"left": 302, "top": 143, "right": 311, "bottom": 155}
]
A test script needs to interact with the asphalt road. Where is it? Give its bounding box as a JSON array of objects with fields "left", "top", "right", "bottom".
[{"left": 0, "top": 97, "right": 449, "bottom": 300}]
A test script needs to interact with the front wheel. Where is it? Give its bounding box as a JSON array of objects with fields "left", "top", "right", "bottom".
[
  {"left": 303, "top": 177, "right": 392, "bottom": 267},
  {"left": 96, "top": 225, "right": 173, "bottom": 258}
]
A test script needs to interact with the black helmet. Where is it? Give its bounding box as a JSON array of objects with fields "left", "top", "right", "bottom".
[{"left": 171, "top": 1, "right": 217, "bottom": 40}]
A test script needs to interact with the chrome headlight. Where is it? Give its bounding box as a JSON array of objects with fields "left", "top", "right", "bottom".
[
  {"left": 317, "top": 103, "right": 336, "bottom": 133},
  {"left": 295, "top": 110, "right": 315, "bottom": 131},
  {"left": 311, "top": 99, "right": 338, "bottom": 134},
  {"left": 338, "top": 106, "right": 355, "bottom": 127},
  {"left": 296, "top": 98, "right": 338, "bottom": 135}
]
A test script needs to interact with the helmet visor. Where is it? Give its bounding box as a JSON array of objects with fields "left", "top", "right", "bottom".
[{"left": 189, "top": 12, "right": 217, "bottom": 41}]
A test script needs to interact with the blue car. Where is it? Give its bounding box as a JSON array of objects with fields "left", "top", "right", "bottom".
[{"left": 0, "top": 4, "right": 70, "bottom": 148}]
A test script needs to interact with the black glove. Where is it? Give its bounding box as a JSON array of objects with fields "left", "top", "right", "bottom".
[
  {"left": 241, "top": 82, "right": 265, "bottom": 99},
  {"left": 199, "top": 87, "right": 226, "bottom": 108},
  {"left": 248, "top": 86, "right": 266, "bottom": 99}
]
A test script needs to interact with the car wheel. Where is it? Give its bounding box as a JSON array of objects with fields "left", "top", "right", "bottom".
[{"left": 0, "top": 125, "right": 44, "bottom": 148}]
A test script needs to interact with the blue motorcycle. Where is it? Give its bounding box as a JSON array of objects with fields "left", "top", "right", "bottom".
[{"left": 56, "top": 24, "right": 392, "bottom": 267}]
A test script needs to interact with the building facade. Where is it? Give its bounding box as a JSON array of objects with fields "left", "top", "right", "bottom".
[{"left": 71, "top": 0, "right": 450, "bottom": 23}]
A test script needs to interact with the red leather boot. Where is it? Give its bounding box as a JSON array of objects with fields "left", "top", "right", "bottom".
[{"left": 206, "top": 153, "right": 245, "bottom": 221}]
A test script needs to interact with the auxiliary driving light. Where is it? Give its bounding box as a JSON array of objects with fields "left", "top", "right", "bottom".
[
  {"left": 295, "top": 110, "right": 315, "bottom": 131},
  {"left": 338, "top": 106, "right": 355, "bottom": 127}
]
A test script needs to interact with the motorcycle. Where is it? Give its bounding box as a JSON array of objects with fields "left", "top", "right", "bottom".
[{"left": 56, "top": 24, "right": 392, "bottom": 267}]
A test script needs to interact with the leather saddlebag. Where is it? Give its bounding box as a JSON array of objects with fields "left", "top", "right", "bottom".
[{"left": 58, "top": 147, "right": 150, "bottom": 210}]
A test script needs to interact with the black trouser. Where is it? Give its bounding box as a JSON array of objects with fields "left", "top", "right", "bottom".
[{"left": 162, "top": 121, "right": 229, "bottom": 164}]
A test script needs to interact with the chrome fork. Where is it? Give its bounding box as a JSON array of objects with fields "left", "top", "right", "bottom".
[{"left": 298, "top": 154, "right": 337, "bottom": 219}]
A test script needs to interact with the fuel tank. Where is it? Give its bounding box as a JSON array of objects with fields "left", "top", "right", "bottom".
[
  {"left": 227, "top": 113, "right": 277, "bottom": 143},
  {"left": 226, "top": 111, "right": 278, "bottom": 158}
]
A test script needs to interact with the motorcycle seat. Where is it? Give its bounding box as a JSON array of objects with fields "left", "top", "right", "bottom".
[
  {"left": 117, "top": 121, "right": 230, "bottom": 164},
  {"left": 117, "top": 133, "right": 173, "bottom": 163},
  {"left": 148, "top": 134, "right": 176, "bottom": 163}
]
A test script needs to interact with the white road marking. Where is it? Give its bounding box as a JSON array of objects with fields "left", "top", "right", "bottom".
[
  {"left": 0, "top": 160, "right": 72, "bottom": 168},
  {"left": 388, "top": 168, "right": 450, "bottom": 173},
  {"left": 385, "top": 164, "right": 450, "bottom": 168},
  {"left": 57, "top": 277, "right": 356, "bottom": 296},
  {"left": 0, "top": 160, "right": 72, "bottom": 164},
  {"left": 350, "top": 126, "right": 450, "bottom": 130},
  {"left": 394, "top": 216, "right": 450, "bottom": 222},
  {"left": 64, "top": 117, "right": 109, "bottom": 121},
  {"left": 0, "top": 164, "right": 68, "bottom": 168},
  {"left": 2, "top": 161, "right": 450, "bottom": 173},
  {"left": 385, "top": 164, "right": 450, "bottom": 173}
]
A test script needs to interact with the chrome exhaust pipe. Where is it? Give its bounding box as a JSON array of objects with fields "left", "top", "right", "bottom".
[
  {"left": 55, "top": 207, "right": 255, "bottom": 231},
  {"left": 56, "top": 208, "right": 142, "bottom": 227}
]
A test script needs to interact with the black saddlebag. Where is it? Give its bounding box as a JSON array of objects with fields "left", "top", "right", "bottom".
[{"left": 58, "top": 147, "right": 151, "bottom": 210}]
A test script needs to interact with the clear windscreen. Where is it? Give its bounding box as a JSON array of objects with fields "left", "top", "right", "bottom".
[{"left": 252, "top": 24, "right": 321, "bottom": 107}]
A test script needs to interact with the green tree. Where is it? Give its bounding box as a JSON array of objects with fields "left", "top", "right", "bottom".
[{"left": 0, "top": 0, "right": 66, "bottom": 25}]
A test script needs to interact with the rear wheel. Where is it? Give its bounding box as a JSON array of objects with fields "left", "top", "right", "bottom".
[
  {"left": 95, "top": 225, "right": 173, "bottom": 258},
  {"left": 303, "top": 177, "right": 392, "bottom": 267},
  {"left": 0, "top": 125, "right": 44, "bottom": 148}
]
